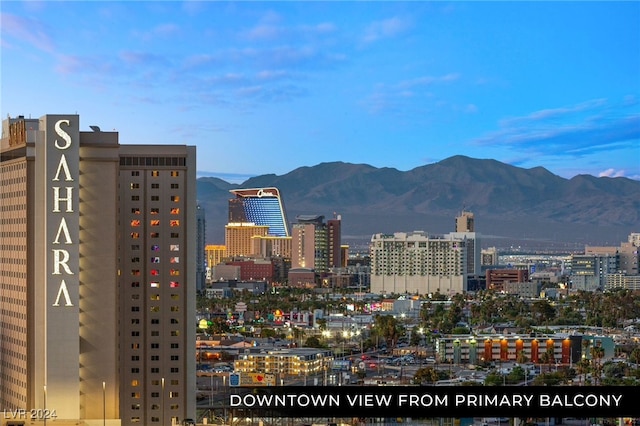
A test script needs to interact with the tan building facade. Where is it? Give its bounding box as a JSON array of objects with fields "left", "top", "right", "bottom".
[{"left": 0, "top": 114, "right": 195, "bottom": 426}]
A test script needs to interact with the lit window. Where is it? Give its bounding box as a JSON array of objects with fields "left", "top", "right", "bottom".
[
  {"left": 170, "top": 244, "right": 179, "bottom": 251},
  {"left": 131, "top": 404, "right": 140, "bottom": 410},
  {"left": 131, "top": 379, "right": 139, "bottom": 386},
  {"left": 171, "top": 330, "right": 179, "bottom": 336},
  {"left": 170, "top": 269, "right": 180, "bottom": 276},
  {"left": 150, "top": 269, "right": 159, "bottom": 276},
  {"left": 131, "top": 232, "right": 140, "bottom": 239},
  {"left": 151, "top": 244, "right": 159, "bottom": 251},
  {"left": 150, "top": 232, "right": 159, "bottom": 238},
  {"left": 171, "top": 195, "right": 180, "bottom": 202},
  {"left": 170, "top": 208, "right": 180, "bottom": 215},
  {"left": 150, "top": 307, "right": 159, "bottom": 313},
  {"left": 131, "top": 270, "right": 140, "bottom": 276},
  {"left": 151, "top": 208, "right": 159, "bottom": 215},
  {"left": 150, "top": 294, "right": 160, "bottom": 301},
  {"left": 170, "top": 281, "right": 179, "bottom": 288},
  {"left": 131, "top": 219, "right": 140, "bottom": 227},
  {"left": 170, "top": 306, "right": 179, "bottom": 312},
  {"left": 131, "top": 417, "right": 140, "bottom": 423},
  {"left": 151, "top": 257, "right": 160, "bottom": 263},
  {"left": 130, "top": 183, "right": 139, "bottom": 189},
  {"left": 150, "top": 282, "right": 160, "bottom": 288},
  {"left": 170, "top": 257, "right": 179, "bottom": 264},
  {"left": 169, "top": 391, "right": 179, "bottom": 398},
  {"left": 171, "top": 294, "right": 179, "bottom": 300},
  {"left": 151, "top": 170, "right": 159, "bottom": 177},
  {"left": 151, "top": 220, "right": 160, "bottom": 226},
  {"left": 170, "top": 171, "right": 179, "bottom": 177},
  {"left": 170, "top": 220, "right": 179, "bottom": 227},
  {"left": 131, "top": 208, "right": 140, "bottom": 214}
]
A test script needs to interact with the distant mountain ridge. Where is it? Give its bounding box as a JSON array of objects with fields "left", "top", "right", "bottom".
[{"left": 197, "top": 156, "right": 640, "bottom": 249}]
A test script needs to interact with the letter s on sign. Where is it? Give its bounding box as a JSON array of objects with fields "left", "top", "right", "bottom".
[{"left": 54, "top": 120, "right": 72, "bottom": 150}]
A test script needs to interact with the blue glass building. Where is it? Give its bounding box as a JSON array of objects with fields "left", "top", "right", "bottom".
[{"left": 228, "top": 187, "right": 290, "bottom": 237}]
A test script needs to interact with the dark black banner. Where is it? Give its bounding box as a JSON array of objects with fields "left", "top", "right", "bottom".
[{"left": 225, "top": 386, "right": 640, "bottom": 418}]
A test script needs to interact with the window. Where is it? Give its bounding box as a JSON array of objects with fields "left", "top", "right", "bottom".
[
  {"left": 151, "top": 195, "right": 160, "bottom": 201},
  {"left": 131, "top": 307, "right": 140, "bottom": 313},
  {"left": 131, "top": 208, "right": 140, "bottom": 214},
  {"left": 170, "top": 269, "right": 180, "bottom": 276},
  {"left": 170, "top": 294, "right": 179, "bottom": 300},
  {"left": 151, "top": 343, "right": 160, "bottom": 349},
  {"left": 151, "top": 170, "right": 159, "bottom": 177},
  {"left": 131, "top": 195, "right": 139, "bottom": 201},
  {"left": 131, "top": 319, "right": 140, "bottom": 324},
  {"left": 131, "top": 257, "right": 140, "bottom": 263},
  {"left": 131, "top": 368, "right": 140, "bottom": 373},
  {"left": 132, "top": 392, "right": 140, "bottom": 398},
  {"left": 131, "top": 232, "right": 139, "bottom": 239},
  {"left": 131, "top": 294, "right": 140, "bottom": 300},
  {"left": 130, "top": 183, "right": 140, "bottom": 189},
  {"left": 150, "top": 282, "right": 160, "bottom": 288},
  {"left": 151, "top": 367, "right": 160, "bottom": 373},
  {"left": 170, "top": 306, "right": 179, "bottom": 312},
  {"left": 131, "top": 418, "right": 140, "bottom": 423},
  {"left": 131, "top": 331, "right": 140, "bottom": 336},
  {"left": 151, "top": 392, "right": 160, "bottom": 398},
  {"left": 151, "top": 256, "right": 160, "bottom": 263},
  {"left": 151, "top": 183, "right": 159, "bottom": 189},
  {"left": 131, "top": 404, "right": 140, "bottom": 410},
  {"left": 132, "top": 355, "right": 140, "bottom": 361},
  {"left": 170, "top": 171, "right": 179, "bottom": 177},
  {"left": 171, "top": 355, "right": 180, "bottom": 360},
  {"left": 171, "top": 380, "right": 179, "bottom": 385},
  {"left": 171, "top": 343, "right": 179, "bottom": 349},
  {"left": 170, "top": 367, "right": 179, "bottom": 373},
  {"left": 151, "top": 319, "right": 160, "bottom": 324},
  {"left": 170, "top": 233, "right": 179, "bottom": 238},
  {"left": 131, "top": 171, "right": 140, "bottom": 176},
  {"left": 170, "top": 220, "right": 179, "bottom": 227},
  {"left": 150, "top": 306, "right": 159, "bottom": 312},
  {"left": 131, "top": 244, "right": 140, "bottom": 250},
  {"left": 151, "top": 219, "right": 160, "bottom": 226},
  {"left": 170, "top": 257, "right": 179, "bottom": 264},
  {"left": 170, "top": 244, "right": 179, "bottom": 251},
  {"left": 150, "top": 294, "right": 160, "bottom": 301},
  {"left": 132, "top": 343, "right": 140, "bottom": 349},
  {"left": 171, "top": 195, "right": 180, "bottom": 202},
  {"left": 171, "top": 330, "right": 179, "bottom": 336},
  {"left": 150, "top": 232, "right": 159, "bottom": 238},
  {"left": 170, "top": 208, "right": 180, "bottom": 215},
  {"left": 131, "top": 219, "right": 140, "bottom": 227},
  {"left": 170, "top": 281, "right": 179, "bottom": 288},
  {"left": 170, "top": 318, "right": 179, "bottom": 324},
  {"left": 131, "top": 269, "right": 140, "bottom": 276},
  {"left": 150, "top": 269, "right": 159, "bottom": 276},
  {"left": 170, "top": 183, "right": 179, "bottom": 189},
  {"left": 169, "top": 391, "right": 179, "bottom": 398},
  {"left": 151, "top": 244, "right": 159, "bottom": 251},
  {"left": 151, "top": 381, "right": 160, "bottom": 387},
  {"left": 131, "top": 282, "right": 140, "bottom": 288},
  {"left": 151, "top": 330, "right": 159, "bottom": 336},
  {"left": 151, "top": 208, "right": 159, "bottom": 215}
]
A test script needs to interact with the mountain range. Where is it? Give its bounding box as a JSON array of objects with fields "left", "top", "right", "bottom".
[{"left": 196, "top": 156, "right": 640, "bottom": 251}]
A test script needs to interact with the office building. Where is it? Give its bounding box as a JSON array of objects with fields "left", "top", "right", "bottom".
[
  {"left": 0, "top": 114, "right": 195, "bottom": 425},
  {"left": 196, "top": 203, "right": 206, "bottom": 291},
  {"left": 292, "top": 215, "right": 328, "bottom": 272},
  {"left": 485, "top": 268, "right": 529, "bottom": 292},
  {"left": 369, "top": 231, "right": 467, "bottom": 295},
  {"left": 228, "top": 187, "right": 289, "bottom": 237}
]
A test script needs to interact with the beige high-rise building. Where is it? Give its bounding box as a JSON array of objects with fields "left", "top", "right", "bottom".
[
  {"left": 225, "top": 223, "right": 269, "bottom": 257},
  {"left": 0, "top": 114, "right": 195, "bottom": 426},
  {"left": 455, "top": 211, "right": 475, "bottom": 232}
]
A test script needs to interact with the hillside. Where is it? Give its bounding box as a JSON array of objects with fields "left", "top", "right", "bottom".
[{"left": 196, "top": 156, "right": 640, "bottom": 250}]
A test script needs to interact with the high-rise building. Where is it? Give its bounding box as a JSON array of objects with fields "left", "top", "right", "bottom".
[
  {"left": 327, "top": 216, "right": 342, "bottom": 268},
  {"left": 455, "top": 211, "right": 475, "bottom": 232},
  {"left": 0, "top": 114, "right": 195, "bottom": 425},
  {"left": 225, "top": 223, "right": 269, "bottom": 257},
  {"left": 228, "top": 187, "right": 289, "bottom": 237},
  {"left": 292, "top": 215, "right": 329, "bottom": 273},
  {"left": 196, "top": 203, "right": 207, "bottom": 291},
  {"left": 369, "top": 231, "right": 467, "bottom": 295}
]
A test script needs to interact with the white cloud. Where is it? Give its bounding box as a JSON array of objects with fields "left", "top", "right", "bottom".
[
  {"left": 362, "top": 16, "right": 412, "bottom": 43},
  {"left": 598, "top": 168, "right": 626, "bottom": 178}
]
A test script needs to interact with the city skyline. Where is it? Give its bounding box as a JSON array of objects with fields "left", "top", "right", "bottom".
[{"left": 2, "top": 2, "right": 639, "bottom": 182}]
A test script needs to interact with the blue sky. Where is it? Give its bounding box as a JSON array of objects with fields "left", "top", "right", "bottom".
[{"left": 2, "top": 1, "right": 639, "bottom": 182}]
